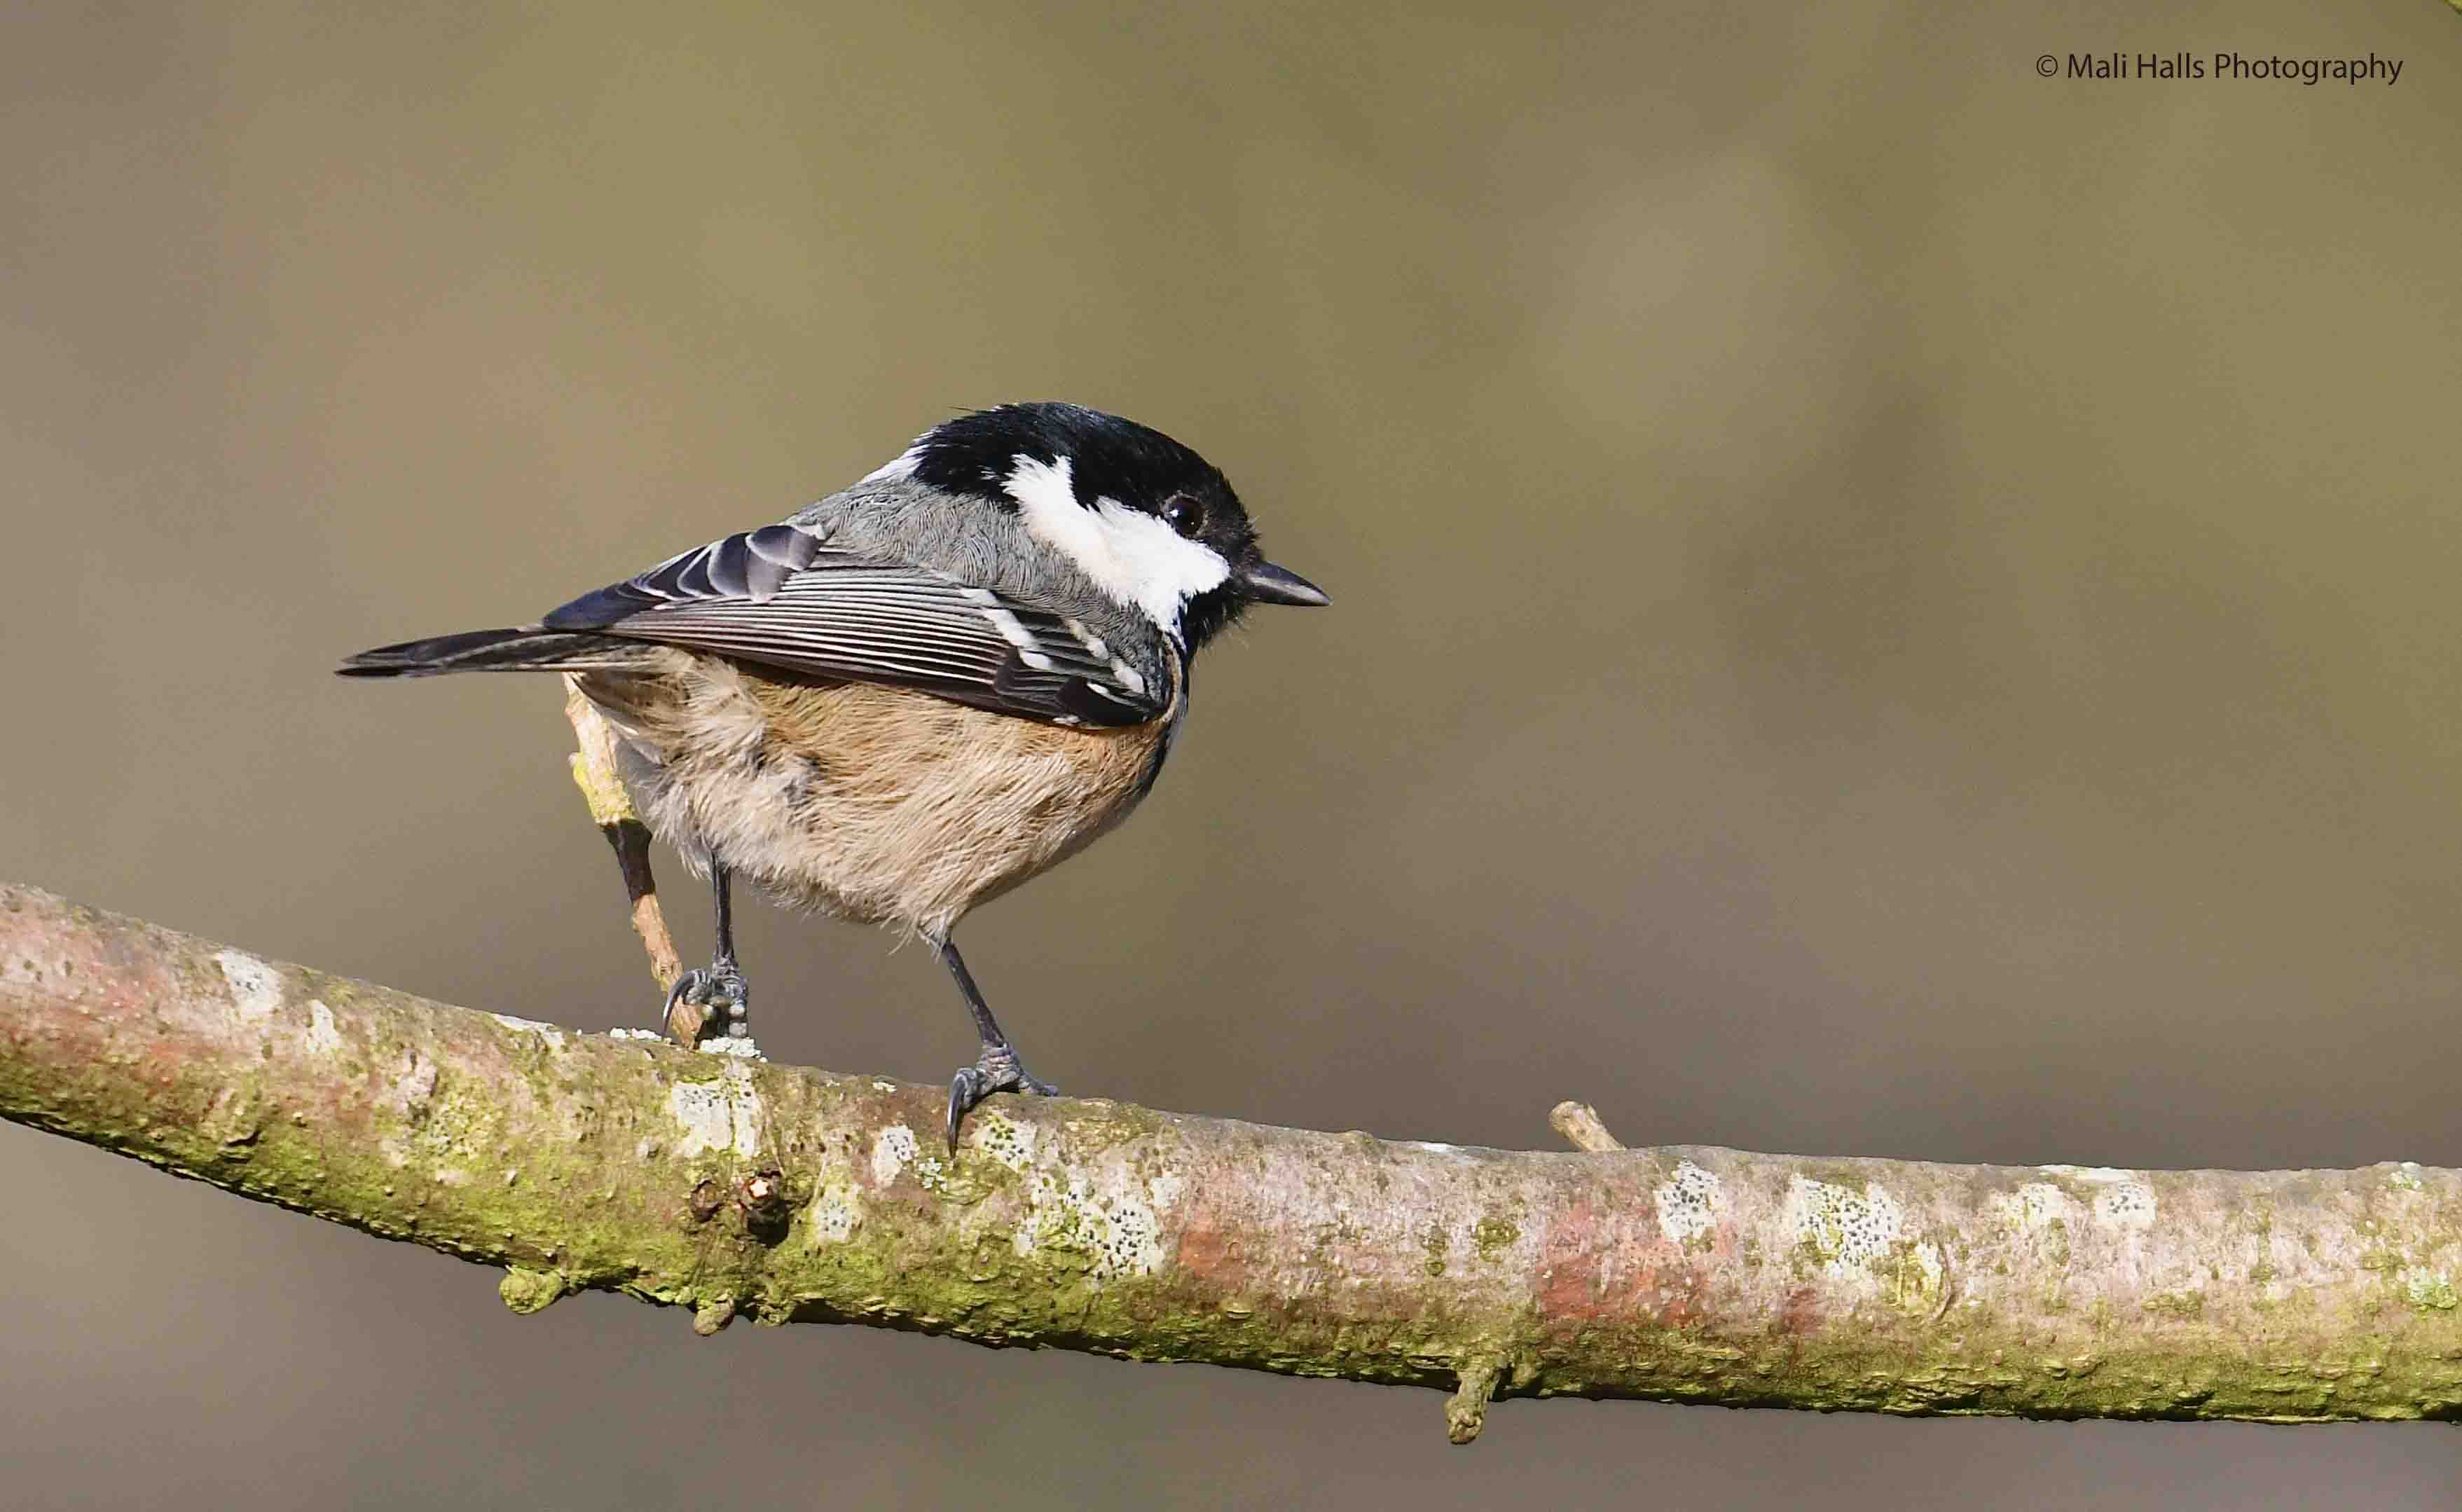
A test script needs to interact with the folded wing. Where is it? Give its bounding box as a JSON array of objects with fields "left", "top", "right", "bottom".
[{"left": 539, "top": 526, "right": 1164, "bottom": 728}]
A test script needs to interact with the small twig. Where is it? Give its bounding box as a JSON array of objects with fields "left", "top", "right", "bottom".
[
  {"left": 1549, "top": 1099, "right": 1625, "bottom": 1153},
  {"left": 1445, "top": 1356, "right": 1501, "bottom": 1444},
  {"left": 561, "top": 678, "right": 689, "bottom": 1025}
]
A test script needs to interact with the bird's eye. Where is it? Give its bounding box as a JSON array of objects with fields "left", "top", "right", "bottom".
[{"left": 1162, "top": 494, "right": 1207, "bottom": 539}]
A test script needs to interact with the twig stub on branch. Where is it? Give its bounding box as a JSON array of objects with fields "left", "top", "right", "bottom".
[{"left": 1549, "top": 1101, "right": 1625, "bottom": 1153}]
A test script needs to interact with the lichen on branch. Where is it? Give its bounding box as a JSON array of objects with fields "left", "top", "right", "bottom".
[{"left": 5, "top": 881, "right": 2461, "bottom": 1439}]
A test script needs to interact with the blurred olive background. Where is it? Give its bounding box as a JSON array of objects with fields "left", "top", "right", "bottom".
[{"left": 7, "top": 1, "right": 2461, "bottom": 1506}]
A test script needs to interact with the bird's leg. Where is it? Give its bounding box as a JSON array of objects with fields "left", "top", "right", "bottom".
[
  {"left": 665, "top": 865, "right": 751, "bottom": 1043},
  {"left": 934, "top": 931, "right": 1057, "bottom": 1149}
]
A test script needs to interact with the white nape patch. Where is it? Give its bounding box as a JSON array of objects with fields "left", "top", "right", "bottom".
[
  {"left": 215, "top": 949, "right": 282, "bottom": 1022},
  {"left": 858, "top": 443, "right": 926, "bottom": 486},
  {"left": 1003, "top": 454, "right": 1230, "bottom": 632}
]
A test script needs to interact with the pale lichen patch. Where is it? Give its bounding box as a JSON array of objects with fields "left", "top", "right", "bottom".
[
  {"left": 806, "top": 1184, "right": 861, "bottom": 1244},
  {"left": 972, "top": 1111, "right": 1035, "bottom": 1173},
  {"left": 303, "top": 1000, "right": 343, "bottom": 1055},
  {"left": 1654, "top": 1160, "right": 1722, "bottom": 1247},
  {"left": 872, "top": 1124, "right": 919, "bottom": 1186},
  {"left": 2037, "top": 1164, "right": 2136, "bottom": 1183},
  {"left": 490, "top": 1012, "right": 568, "bottom": 1048},
  {"left": 1990, "top": 1181, "right": 2077, "bottom": 1235},
  {"left": 669, "top": 1084, "right": 733, "bottom": 1155},
  {"left": 1777, "top": 1176, "right": 1945, "bottom": 1312},
  {"left": 2094, "top": 1181, "right": 2157, "bottom": 1231},
  {"left": 1017, "top": 1167, "right": 1184, "bottom": 1279},
  {"left": 0, "top": 942, "right": 68, "bottom": 991},
  {"left": 1897, "top": 1237, "right": 1947, "bottom": 1314},
  {"left": 383, "top": 1049, "right": 438, "bottom": 1123},
  {"left": 1782, "top": 1176, "right": 1905, "bottom": 1279},
  {"left": 668, "top": 1067, "right": 764, "bottom": 1159},
  {"left": 2400, "top": 1268, "right": 2458, "bottom": 1310},
  {"left": 2389, "top": 1163, "right": 2425, "bottom": 1193},
  {"left": 214, "top": 949, "right": 282, "bottom": 1024}
]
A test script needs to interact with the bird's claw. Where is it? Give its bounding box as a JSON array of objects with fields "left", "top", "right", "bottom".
[
  {"left": 664, "top": 963, "right": 751, "bottom": 1045},
  {"left": 946, "top": 1043, "right": 1057, "bottom": 1150}
]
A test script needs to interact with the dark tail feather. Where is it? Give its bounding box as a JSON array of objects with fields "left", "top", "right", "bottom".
[{"left": 336, "top": 626, "right": 652, "bottom": 678}]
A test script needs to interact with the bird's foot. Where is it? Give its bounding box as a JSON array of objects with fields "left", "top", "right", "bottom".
[
  {"left": 665, "top": 962, "right": 750, "bottom": 1047},
  {"left": 947, "top": 1042, "right": 1058, "bottom": 1150}
]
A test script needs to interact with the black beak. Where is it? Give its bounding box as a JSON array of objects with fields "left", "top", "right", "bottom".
[{"left": 1237, "top": 560, "right": 1330, "bottom": 607}]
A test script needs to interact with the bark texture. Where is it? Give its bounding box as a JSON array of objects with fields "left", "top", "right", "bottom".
[{"left": 6, "top": 881, "right": 2461, "bottom": 1437}]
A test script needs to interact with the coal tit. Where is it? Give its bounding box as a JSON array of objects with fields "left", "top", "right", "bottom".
[{"left": 341, "top": 402, "right": 1328, "bottom": 1144}]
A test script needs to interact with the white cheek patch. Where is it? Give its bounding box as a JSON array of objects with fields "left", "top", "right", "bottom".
[{"left": 1003, "top": 453, "right": 1230, "bottom": 633}]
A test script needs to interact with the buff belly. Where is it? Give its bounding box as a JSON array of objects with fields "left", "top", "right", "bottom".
[{"left": 575, "top": 652, "right": 1171, "bottom": 936}]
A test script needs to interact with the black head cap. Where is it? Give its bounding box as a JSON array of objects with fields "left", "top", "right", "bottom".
[{"left": 907, "top": 402, "right": 1326, "bottom": 648}]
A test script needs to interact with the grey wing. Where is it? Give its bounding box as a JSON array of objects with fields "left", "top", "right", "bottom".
[{"left": 537, "top": 525, "right": 1164, "bottom": 727}]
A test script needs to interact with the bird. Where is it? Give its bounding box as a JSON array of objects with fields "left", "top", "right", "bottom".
[{"left": 339, "top": 401, "right": 1328, "bottom": 1146}]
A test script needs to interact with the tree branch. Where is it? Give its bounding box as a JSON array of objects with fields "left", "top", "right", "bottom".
[{"left": 6, "top": 882, "right": 2459, "bottom": 1437}]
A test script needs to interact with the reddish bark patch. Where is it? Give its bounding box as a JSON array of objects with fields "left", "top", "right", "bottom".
[
  {"left": 1169, "top": 1185, "right": 1264, "bottom": 1298},
  {"left": 1536, "top": 1195, "right": 1706, "bottom": 1328}
]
